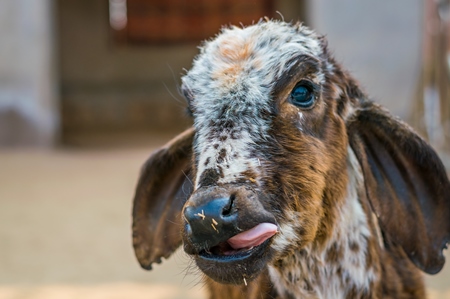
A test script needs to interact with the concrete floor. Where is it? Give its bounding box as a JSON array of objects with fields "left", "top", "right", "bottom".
[
  {"left": 0, "top": 136, "right": 449, "bottom": 299},
  {"left": 0, "top": 136, "right": 207, "bottom": 299}
]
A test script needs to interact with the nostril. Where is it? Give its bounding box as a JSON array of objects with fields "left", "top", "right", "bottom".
[{"left": 222, "top": 194, "right": 235, "bottom": 217}]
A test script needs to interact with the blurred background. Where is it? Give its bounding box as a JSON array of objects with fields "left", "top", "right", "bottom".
[{"left": 0, "top": 0, "right": 449, "bottom": 298}]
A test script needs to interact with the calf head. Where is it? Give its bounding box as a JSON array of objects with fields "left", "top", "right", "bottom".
[{"left": 132, "top": 21, "right": 450, "bottom": 285}]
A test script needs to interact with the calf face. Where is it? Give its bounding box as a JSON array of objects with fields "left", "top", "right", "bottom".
[
  {"left": 132, "top": 20, "right": 450, "bottom": 291},
  {"left": 178, "top": 22, "right": 352, "bottom": 284}
]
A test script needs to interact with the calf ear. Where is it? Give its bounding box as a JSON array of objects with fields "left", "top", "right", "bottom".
[
  {"left": 132, "top": 128, "right": 194, "bottom": 270},
  {"left": 347, "top": 102, "right": 450, "bottom": 274}
]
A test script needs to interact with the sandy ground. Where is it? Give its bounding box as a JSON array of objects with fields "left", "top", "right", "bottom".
[{"left": 0, "top": 136, "right": 449, "bottom": 299}]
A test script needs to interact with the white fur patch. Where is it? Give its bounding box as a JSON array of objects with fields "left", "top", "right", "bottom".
[
  {"left": 271, "top": 216, "right": 299, "bottom": 252},
  {"left": 194, "top": 129, "right": 261, "bottom": 187}
]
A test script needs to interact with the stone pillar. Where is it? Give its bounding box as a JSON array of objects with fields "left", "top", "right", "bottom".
[{"left": 0, "top": 0, "right": 58, "bottom": 147}]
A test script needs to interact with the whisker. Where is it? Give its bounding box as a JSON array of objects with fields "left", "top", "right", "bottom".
[{"left": 182, "top": 170, "right": 194, "bottom": 186}]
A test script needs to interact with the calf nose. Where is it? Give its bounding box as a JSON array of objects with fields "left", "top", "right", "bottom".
[{"left": 184, "top": 196, "right": 239, "bottom": 248}]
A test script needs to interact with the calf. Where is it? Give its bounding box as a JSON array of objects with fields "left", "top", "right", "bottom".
[{"left": 132, "top": 20, "right": 450, "bottom": 298}]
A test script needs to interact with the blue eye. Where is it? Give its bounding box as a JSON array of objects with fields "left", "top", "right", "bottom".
[{"left": 290, "top": 84, "right": 315, "bottom": 109}]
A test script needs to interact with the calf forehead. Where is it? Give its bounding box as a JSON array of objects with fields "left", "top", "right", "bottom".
[{"left": 182, "top": 22, "right": 322, "bottom": 101}]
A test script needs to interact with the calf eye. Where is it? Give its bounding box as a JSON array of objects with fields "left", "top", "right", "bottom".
[{"left": 290, "top": 83, "right": 315, "bottom": 109}]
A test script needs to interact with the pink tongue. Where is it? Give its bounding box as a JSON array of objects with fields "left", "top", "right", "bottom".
[{"left": 227, "top": 223, "right": 278, "bottom": 250}]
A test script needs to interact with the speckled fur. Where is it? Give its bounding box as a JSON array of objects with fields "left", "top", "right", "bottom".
[
  {"left": 132, "top": 20, "right": 450, "bottom": 299},
  {"left": 267, "top": 147, "right": 379, "bottom": 299},
  {"left": 182, "top": 21, "right": 324, "bottom": 189}
]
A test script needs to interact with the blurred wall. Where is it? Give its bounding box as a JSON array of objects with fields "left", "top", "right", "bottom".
[
  {"left": 0, "top": 0, "right": 423, "bottom": 146},
  {"left": 0, "top": 0, "right": 58, "bottom": 147},
  {"left": 310, "top": 0, "right": 422, "bottom": 120},
  {"left": 58, "top": 0, "right": 307, "bottom": 145},
  {"left": 58, "top": 0, "right": 194, "bottom": 143}
]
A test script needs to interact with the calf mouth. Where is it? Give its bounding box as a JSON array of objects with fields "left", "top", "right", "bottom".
[{"left": 192, "top": 223, "right": 278, "bottom": 284}]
